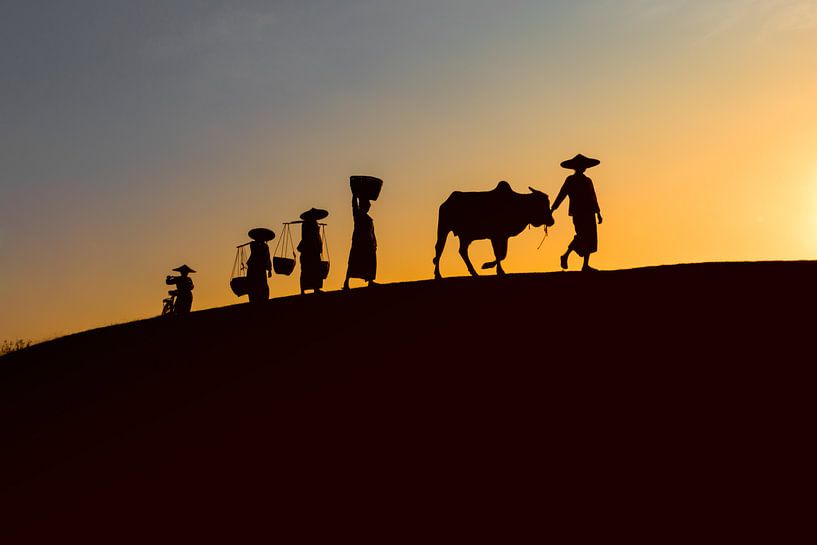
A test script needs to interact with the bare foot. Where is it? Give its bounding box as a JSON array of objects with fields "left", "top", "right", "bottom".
[{"left": 560, "top": 254, "right": 569, "bottom": 270}]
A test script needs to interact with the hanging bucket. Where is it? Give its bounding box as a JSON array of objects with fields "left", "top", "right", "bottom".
[
  {"left": 273, "top": 223, "right": 297, "bottom": 276},
  {"left": 230, "top": 276, "right": 251, "bottom": 296},
  {"left": 350, "top": 175, "right": 383, "bottom": 201},
  {"left": 230, "top": 243, "right": 251, "bottom": 297},
  {"left": 273, "top": 256, "right": 296, "bottom": 276},
  {"left": 320, "top": 223, "right": 331, "bottom": 279}
]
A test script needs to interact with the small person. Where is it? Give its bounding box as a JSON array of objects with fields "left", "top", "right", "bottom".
[
  {"left": 550, "top": 154, "right": 603, "bottom": 272},
  {"left": 165, "top": 264, "right": 195, "bottom": 314}
]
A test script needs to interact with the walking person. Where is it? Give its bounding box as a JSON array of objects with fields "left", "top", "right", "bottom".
[
  {"left": 246, "top": 228, "right": 274, "bottom": 303},
  {"left": 551, "top": 154, "right": 603, "bottom": 272},
  {"left": 297, "top": 208, "right": 328, "bottom": 294},
  {"left": 343, "top": 195, "right": 377, "bottom": 289},
  {"left": 165, "top": 264, "right": 195, "bottom": 314}
]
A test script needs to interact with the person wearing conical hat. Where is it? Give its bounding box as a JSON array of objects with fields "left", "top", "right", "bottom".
[
  {"left": 165, "top": 264, "right": 196, "bottom": 314},
  {"left": 551, "top": 154, "right": 603, "bottom": 272},
  {"left": 296, "top": 208, "right": 328, "bottom": 294},
  {"left": 247, "top": 228, "right": 274, "bottom": 303}
]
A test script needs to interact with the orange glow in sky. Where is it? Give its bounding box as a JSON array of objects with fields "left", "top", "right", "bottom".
[{"left": 2, "top": 1, "right": 816, "bottom": 342}]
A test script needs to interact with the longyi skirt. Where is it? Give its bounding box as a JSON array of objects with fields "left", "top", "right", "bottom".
[
  {"left": 347, "top": 242, "right": 377, "bottom": 281},
  {"left": 571, "top": 214, "right": 598, "bottom": 257}
]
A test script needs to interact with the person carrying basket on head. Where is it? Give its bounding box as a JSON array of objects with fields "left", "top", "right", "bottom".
[{"left": 343, "top": 176, "right": 382, "bottom": 290}]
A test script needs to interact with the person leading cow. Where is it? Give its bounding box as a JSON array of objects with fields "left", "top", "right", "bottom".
[{"left": 550, "top": 154, "right": 603, "bottom": 272}]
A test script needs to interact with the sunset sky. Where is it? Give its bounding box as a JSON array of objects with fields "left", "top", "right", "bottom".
[{"left": 2, "top": 0, "right": 817, "bottom": 342}]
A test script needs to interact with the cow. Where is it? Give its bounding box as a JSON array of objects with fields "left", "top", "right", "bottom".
[{"left": 433, "top": 181, "right": 555, "bottom": 279}]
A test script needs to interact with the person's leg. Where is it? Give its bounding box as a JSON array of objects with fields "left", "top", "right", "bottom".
[
  {"left": 561, "top": 242, "right": 574, "bottom": 270},
  {"left": 343, "top": 274, "right": 350, "bottom": 290}
]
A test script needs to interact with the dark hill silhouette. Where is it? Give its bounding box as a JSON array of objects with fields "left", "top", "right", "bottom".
[{"left": 1, "top": 261, "right": 814, "bottom": 539}]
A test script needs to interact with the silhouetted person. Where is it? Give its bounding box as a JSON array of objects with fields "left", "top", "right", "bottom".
[
  {"left": 247, "top": 228, "right": 274, "bottom": 303},
  {"left": 166, "top": 264, "right": 195, "bottom": 314},
  {"left": 297, "top": 208, "right": 328, "bottom": 294},
  {"left": 551, "top": 154, "right": 603, "bottom": 272},
  {"left": 343, "top": 196, "right": 377, "bottom": 289}
]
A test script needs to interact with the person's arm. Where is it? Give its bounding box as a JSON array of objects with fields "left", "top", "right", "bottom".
[
  {"left": 551, "top": 178, "right": 570, "bottom": 212},
  {"left": 589, "top": 180, "right": 602, "bottom": 223}
]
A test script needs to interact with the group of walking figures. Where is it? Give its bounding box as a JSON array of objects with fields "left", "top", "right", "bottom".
[
  {"left": 163, "top": 154, "right": 604, "bottom": 315},
  {"left": 162, "top": 175, "right": 382, "bottom": 315}
]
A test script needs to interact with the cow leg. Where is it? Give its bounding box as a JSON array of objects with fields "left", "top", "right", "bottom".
[
  {"left": 491, "top": 238, "right": 508, "bottom": 276},
  {"left": 433, "top": 225, "right": 449, "bottom": 280},
  {"left": 458, "top": 238, "right": 478, "bottom": 276}
]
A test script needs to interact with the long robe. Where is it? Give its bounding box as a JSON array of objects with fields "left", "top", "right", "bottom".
[
  {"left": 298, "top": 220, "right": 324, "bottom": 291},
  {"left": 346, "top": 208, "right": 377, "bottom": 281},
  {"left": 247, "top": 240, "right": 271, "bottom": 302}
]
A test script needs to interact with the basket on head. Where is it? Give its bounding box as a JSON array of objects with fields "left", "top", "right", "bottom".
[{"left": 350, "top": 175, "right": 383, "bottom": 201}]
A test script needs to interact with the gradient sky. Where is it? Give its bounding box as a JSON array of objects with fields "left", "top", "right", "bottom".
[{"left": 2, "top": 0, "right": 817, "bottom": 342}]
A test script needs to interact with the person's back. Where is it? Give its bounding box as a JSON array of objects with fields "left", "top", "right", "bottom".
[
  {"left": 559, "top": 173, "right": 599, "bottom": 217},
  {"left": 352, "top": 208, "right": 375, "bottom": 246},
  {"left": 247, "top": 241, "right": 271, "bottom": 275},
  {"left": 166, "top": 274, "right": 194, "bottom": 293}
]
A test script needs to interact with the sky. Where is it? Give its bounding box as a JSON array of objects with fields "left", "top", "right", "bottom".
[{"left": 2, "top": 0, "right": 817, "bottom": 342}]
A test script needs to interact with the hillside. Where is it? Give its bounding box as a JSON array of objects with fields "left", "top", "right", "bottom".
[{"left": 1, "top": 261, "right": 814, "bottom": 538}]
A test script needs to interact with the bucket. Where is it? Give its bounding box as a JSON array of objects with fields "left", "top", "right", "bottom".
[
  {"left": 350, "top": 175, "right": 383, "bottom": 201},
  {"left": 230, "top": 276, "right": 251, "bottom": 297},
  {"left": 273, "top": 256, "right": 296, "bottom": 276},
  {"left": 320, "top": 261, "right": 330, "bottom": 279}
]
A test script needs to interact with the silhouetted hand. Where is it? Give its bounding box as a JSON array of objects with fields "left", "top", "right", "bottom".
[{"left": 597, "top": 213, "right": 603, "bottom": 225}]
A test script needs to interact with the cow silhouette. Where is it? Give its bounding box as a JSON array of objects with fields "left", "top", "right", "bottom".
[{"left": 433, "top": 181, "right": 555, "bottom": 279}]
